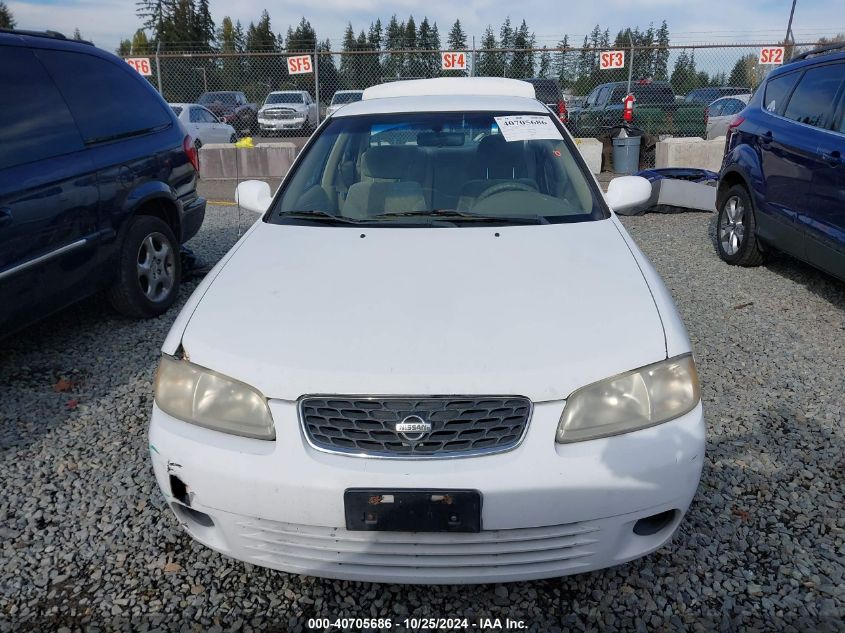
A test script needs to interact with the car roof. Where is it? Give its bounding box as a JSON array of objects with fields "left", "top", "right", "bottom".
[
  {"left": 334, "top": 94, "right": 547, "bottom": 117},
  {"left": 363, "top": 77, "right": 536, "bottom": 100},
  {"left": 774, "top": 49, "right": 845, "bottom": 76},
  {"left": 269, "top": 90, "right": 305, "bottom": 94}
]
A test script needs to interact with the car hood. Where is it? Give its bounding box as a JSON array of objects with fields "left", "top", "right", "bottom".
[
  {"left": 180, "top": 220, "right": 667, "bottom": 402},
  {"left": 260, "top": 104, "right": 307, "bottom": 113}
]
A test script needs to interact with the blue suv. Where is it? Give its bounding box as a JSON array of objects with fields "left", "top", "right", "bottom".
[
  {"left": 0, "top": 30, "right": 206, "bottom": 336},
  {"left": 717, "top": 44, "right": 845, "bottom": 282}
]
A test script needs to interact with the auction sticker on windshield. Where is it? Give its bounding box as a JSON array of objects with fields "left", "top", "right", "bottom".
[{"left": 494, "top": 115, "right": 563, "bottom": 142}]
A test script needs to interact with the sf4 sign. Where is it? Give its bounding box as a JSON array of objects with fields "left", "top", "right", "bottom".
[
  {"left": 125, "top": 58, "right": 152, "bottom": 76},
  {"left": 287, "top": 55, "right": 313, "bottom": 75},
  {"left": 759, "top": 47, "right": 785, "bottom": 65},
  {"left": 600, "top": 51, "right": 625, "bottom": 70},
  {"left": 441, "top": 51, "right": 467, "bottom": 71}
]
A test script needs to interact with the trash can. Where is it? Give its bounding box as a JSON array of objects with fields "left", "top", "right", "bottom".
[{"left": 612, "top": 135, "right": 641, "bottom": 175}]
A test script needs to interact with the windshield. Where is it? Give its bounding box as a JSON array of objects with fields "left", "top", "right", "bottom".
[
  {"left": 199, "top": 93, "right": 237, "bottom": 106},
  {"left": 332, "top": 92, "right": 363, "bottom": 105},
  {"left": 266, "top": 93, "right": 304, "bottom": 105},
  {"left": 268, "top": 111, "right": 606, "bottom": 227}
]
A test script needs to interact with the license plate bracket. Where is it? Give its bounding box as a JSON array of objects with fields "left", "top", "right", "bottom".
[{"left": 344, "top": 489, "right": 481, "bottom": 533}]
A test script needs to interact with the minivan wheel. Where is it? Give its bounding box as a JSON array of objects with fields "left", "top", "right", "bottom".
[
  {"left": 716, "top": 184, "right": 764, "bottom": 267},
  {"left": 107, "top": 216, "right": 181, "bottom": 318}
]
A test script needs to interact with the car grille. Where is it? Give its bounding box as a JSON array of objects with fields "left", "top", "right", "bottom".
[
  {"left": 261, "top": 109, "right": 298, "bottom": 120},
  {"left": 299, "top": 396, "right": 532, "bottom": 458}
]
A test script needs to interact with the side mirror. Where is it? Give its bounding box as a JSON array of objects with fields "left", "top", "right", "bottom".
[
  {"left": 235, "top": 180, "right": 272, "bottom": 215},
  {"left": 605, "top": 176, "right": 653, "bottom": 214}
]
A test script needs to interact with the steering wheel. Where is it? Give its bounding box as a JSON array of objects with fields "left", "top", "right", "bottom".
[{"left": 475, "top": 181, "right": 537, "bottom": 203}]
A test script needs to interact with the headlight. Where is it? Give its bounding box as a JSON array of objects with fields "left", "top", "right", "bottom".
[
  {"left": 556, "top": 354, "right": 700, "bottom": 443},
  {"left": 154, "top": 355, "right": 275, "bottom": 440}
]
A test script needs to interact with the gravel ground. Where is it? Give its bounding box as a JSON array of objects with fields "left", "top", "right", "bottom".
[{"left": 1, "top": 205, "right": 843, "bottom": 632}]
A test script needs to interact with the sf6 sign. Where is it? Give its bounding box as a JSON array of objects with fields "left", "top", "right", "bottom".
[
  {"left": 599, "top": 51, "right": 625, "bottom": 70},
  {"left": 287, "top": 55, "right": 313, "bottom": 75},
  {"left": 441, "top": 51, "right": 467, "bottom": 71},
  {"left": 759, "top": 47, "right": 785, "bottom": 65},
  {"left": 125, "top": 58, "right": 152, "bottom": 76}
]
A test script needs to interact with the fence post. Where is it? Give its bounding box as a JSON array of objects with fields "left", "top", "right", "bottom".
[
  {"left": 314, "top": 42, "right": 321, "bottom": 123},
  {"left": 626, "top": 33, "right": 634, "bottom": 95},
  {"left": 471, "top": 37, "right": 476, "bottom": 77},
  {"left": 155, "top": 41, "right": 163, "bottom": 95}
]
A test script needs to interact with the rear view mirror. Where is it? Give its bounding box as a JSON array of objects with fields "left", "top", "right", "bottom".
[
  {"left": 416, "top": 132, "right": 465, "bottom": 147},
  {"left": 605, "top": 176, "right": 653, "bottom": 214},
  {"left": 235, "top": 180, "right": 272, "bottom": 215}
]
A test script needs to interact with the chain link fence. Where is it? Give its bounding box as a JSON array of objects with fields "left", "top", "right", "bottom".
[{"left": 128, "top": 41, "right": 819, "bottom": 167}]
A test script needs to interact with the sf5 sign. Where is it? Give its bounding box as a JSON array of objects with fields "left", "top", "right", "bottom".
[
  {"left": 125, "top": 58, "right": 152, "bottom": 76},
  {"left": 287, "top": 55, "right": 313, "bottom": 75},
  {"left": 600, "top": 51, "right": 625, "bottom": 70},
  {"left": 441, "top": 51, "right": 467, "bottom": 71},
  {"left": 759, "top": 47, "right": 785, "bottom": 65}
]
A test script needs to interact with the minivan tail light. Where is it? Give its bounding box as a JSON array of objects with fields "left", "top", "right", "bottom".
[{"left": 183, "top": 135, "right": 200, "bottom": 175}]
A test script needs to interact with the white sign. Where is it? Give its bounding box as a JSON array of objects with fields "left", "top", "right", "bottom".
[
  {"left": 759, "top": 47, "right": 785, "bottom": 65},
  {"left": 287, "top": 55, "right": 313, "bottom": 75},
  {"left": 125, "top": 58, "right": 152, "bottom": 76},
  {"left": 441, "top": 51, "right": 467, "bottom": 71},
  {"left": 494, "top": 115, "right": 563, "bottom": 142},
  {"left": 599, "top": 51, "right": 625, "bottom": 70}
]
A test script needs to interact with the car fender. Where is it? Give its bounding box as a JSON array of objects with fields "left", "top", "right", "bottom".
[
  {"left": 720, "top": 144, "right": 763, "bottom": 207},
  {"left": 115, "top": 181, "right": 181, "bottom": 240}
]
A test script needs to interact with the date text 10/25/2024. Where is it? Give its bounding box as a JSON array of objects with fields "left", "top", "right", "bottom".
[{"left": 307, "top": 617, "right": 528, "bottom": 630}]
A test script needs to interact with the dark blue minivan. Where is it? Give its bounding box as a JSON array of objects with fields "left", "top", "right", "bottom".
[
  {"left": 717, "top": 45, "right": 845, "bottom": 282},
  {"left": 0, "top": 30, "right": 206, "bottom": 336}
]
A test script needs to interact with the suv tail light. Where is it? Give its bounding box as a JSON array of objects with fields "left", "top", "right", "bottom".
[
  {"left": 558, "top": 100, "right": 568, "bottom": 123},
  {"left": 183, "top": 135, "right": 200, "bottom": 175},
  {"left": 725, "top": 116, "right": 745, "bottom": 151}
]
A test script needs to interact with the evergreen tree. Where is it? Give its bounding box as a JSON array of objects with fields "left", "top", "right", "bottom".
[
  {"left": 729, "top": 53, "right": 756, "bottom": 88},
  {"left": 217, "top": 17, "right": 243, "bottom": 90},
  {"left": 0, "top": 1, "right": 16, "bottom": 29},
  {"left": 555, "top": 35, "right": 576, "bottom": 88},
  {"left": 246, "top": 10, "right": 276, "bottom": 51},
  {"left": 476, "top": 24, "right": 502, "bottom": 77},
  {"left": 118, "top": 39, "right": 132, "bottom": 56},
  {"left": 287, "top": 17, "right": 316, "bottom": 52},
  {"left": 383, "top": 15, "right": 404, "bottom": 79},
  {"left": 340, "top": 22, "right": 357, "bottom": 88},
  {"left": 136, "top": 0, "right": 169, "bottom": 43},
  {"left": 671, "top": 50, "right": 700, "bottom": 93},
  {"left": 417, "top": 17, "right": 438, "bottom": 78},
  {"left": 316, "top": 38, "right": 341, "bottom": 104},
  {"left": 509, "top": 19, "right": 533, "bottom": 79},
  {"left": 654, "top": 20, "right": 670, "bottom": 81},
  {"left": 538, "top": 46, "right": 552, "bottom": 79},
  {"left": 447, "top": 19, "right": 467, "bottom": 50},
  {"left": 368, "top": 19, "right": 383, "bottom": 50},
  {"left": 500, "top": 17, "right": 513, "bottom": 75}
]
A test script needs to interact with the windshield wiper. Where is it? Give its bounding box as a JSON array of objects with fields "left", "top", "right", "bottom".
[
  {"left": 275, "top": 210, "right": 368, "bottom": 225},
  {"left": 374, "top": 210, "right": 549, "bottom": 225}
]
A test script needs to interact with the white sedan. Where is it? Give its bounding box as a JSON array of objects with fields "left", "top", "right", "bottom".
[
  {"left": 150, "top": 78, "right": 704, "bottom": 584},
  {"left": 170, "top": 103, "right": 237, "bottom": 147},
  {"left": 706, "top": 94, "right": 751, "bottom": 139}
]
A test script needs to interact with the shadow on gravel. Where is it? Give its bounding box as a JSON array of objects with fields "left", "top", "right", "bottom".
[{"left": 707, "top": 213, "right": 845, "bottom": 308}]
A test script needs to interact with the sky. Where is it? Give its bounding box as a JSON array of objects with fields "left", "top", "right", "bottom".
[{"left": 7, "top": 0, "right": 845, "bottom": 53}]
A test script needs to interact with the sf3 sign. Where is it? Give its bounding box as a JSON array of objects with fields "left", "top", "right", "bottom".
[
  {"left": 599, "top": 51, "right": 625, "bottom": 70},
  {"left": 759, "top": 47, "right": 785, "bottom": 65},
  {"left": 125, "top": 58, "right": 152, "bottom": 76},
  {"left": 287, "top": 55, "right": 313, "bottom": 75},
  {"left": 441, "top": 51, "right": 467, "bottom": 71}
]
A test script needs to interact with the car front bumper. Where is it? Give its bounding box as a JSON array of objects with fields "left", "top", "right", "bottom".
[
  {"left": 258, "top": 117, "right": 306, "bottom": 130},
  {"left": 148, "top": 399, "right": 705, "bottom": 584}
]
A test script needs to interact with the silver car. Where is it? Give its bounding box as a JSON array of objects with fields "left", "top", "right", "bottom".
[
  {"left": 258, "top": 91, "right": 318, "bottom": 134},
  {"left": 705, "top": 94, "right": 751, "bottom": 140},
  {"left": 170, "top": 104, "right": 237, "bottom": 147},
  {"left": 326, "top": 90, "right": 364, "bottom": 117}
]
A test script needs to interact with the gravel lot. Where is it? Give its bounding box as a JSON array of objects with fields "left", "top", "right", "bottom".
[{"left": 1, "top": 204, "right": 843, "bottom": 632}]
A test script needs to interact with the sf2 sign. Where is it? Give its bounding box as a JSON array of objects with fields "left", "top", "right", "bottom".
[
  {"left": 600, "top": 51, "right": 625, "bottom": 70},
  {"left": 441, "top": 51, "right": 467, "bottom": 71},
  {"left": 125, "top": 58, "right": 152, "bottom": 76},
  {"left": 287, "top": 55, "right": 313, "bottom": 75},
  {"left": 759, "top": 47, "right": 785, "bottom": 65}
]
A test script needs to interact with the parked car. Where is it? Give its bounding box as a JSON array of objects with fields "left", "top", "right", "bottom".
[
  {"left": 149, "top": 77, "right": 704, "bottom": 585},
  {"left": 0, "top": 30, "right": 206, "bottom": 336},
  {"left": 197, "top": 91, "right": 257, "bottom": 136},
  {"left": 258, "top": 90, "right": 319, "bottom": 134},
  {"left": 170, "top": 103, "right": 237, "bottom": 147},
  {"left": 684, "top": 86, "right": 750, "bottom": 105},
  {"left": 573, "top": 80, "right": 706, "bottom": 138},
  {"left": 325, "top": 90, "right": 364, "bottom": 117},
  {"left": 705, "top": 94, "right": 751, "bottom": 139},
  {"left": 522, "top": 77, "right": 568, "bottom": 124},
  {"left": 717, "top": 44, "right": 845, "bottom": 282}
]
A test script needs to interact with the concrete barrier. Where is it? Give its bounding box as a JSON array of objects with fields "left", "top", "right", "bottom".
[
  {"left": 574, "top": 138, "right": 603, "bottom": 174},
  {"left": 655, "top": 136, "right": 726, "bottom": 172},
  {"left": 199, "top": 142, "right": 298, "bottom": 180}
]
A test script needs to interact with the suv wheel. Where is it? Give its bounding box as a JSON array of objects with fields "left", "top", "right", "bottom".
[
  {"left": 716, "top": 184, "right": 764, "bottom": 267},
  {"left": 108, "top": 215, "right": 181, "bottom": 317}
]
